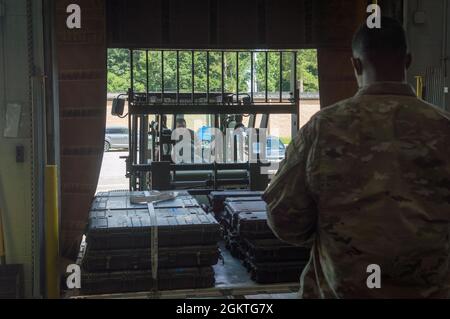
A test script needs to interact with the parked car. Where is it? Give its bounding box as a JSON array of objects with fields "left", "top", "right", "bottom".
[
  {"left": 104, "top": 126, "right": 129, "bottom": 151},
  {"left": 197, "top": 126, "right": 286, "bottom": 161},
  {"left": 266, "top": 136, "right": 287, "bottom": 161},
  {"left": 252, "top": 136, "right": 287, "bottom": 161}
]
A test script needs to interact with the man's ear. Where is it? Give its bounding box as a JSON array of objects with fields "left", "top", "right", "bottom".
[
  {"left": 351, "top": 57, "right": 363, "bottom": 75},
  {"left": 405, "top": 53, "right": 412, "bottom": 69}
]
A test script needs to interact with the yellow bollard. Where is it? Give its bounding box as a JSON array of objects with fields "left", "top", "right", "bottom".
[
  {"left": 415, "top": 76, "right": 424, "bottom": 99},
  {"left": 45, "top": 165, "right": 59, "bottom": 299}
]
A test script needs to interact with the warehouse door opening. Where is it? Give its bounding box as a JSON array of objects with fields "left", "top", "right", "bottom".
[{"left": 96, "top": 49, "right": 320, "bottom": 193}]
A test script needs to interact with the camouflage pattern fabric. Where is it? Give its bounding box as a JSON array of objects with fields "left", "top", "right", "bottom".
[{"left": 263, "top": 82, "right": 450, "bottom": 298}]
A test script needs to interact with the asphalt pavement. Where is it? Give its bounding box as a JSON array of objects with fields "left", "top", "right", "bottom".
[{"left": 96, "top": 150, "right": 129, "bottom": 193}]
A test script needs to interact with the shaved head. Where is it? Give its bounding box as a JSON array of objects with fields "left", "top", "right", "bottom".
[
  {"left": 352, "top": 17, "right": 408, "bottom": 58},
  {"left": 351, "top": 17, "right": 411, "bottom": 87}
]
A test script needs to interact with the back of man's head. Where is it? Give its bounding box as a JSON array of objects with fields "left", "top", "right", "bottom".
[
  {"left": 351, "top": 17, "right": 410, "bottom": 85},
  {"left": 176, "top": 118, "right": 187, "bottom": 128},
  {"left": 352, "top": 17, "right": 408, "bottom": 61}
]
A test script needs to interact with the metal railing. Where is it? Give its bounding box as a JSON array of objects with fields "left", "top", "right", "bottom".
[{"left": 127, "top": 49, "right": 299, "bottom": 110}]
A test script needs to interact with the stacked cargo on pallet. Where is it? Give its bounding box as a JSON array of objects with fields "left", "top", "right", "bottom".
[
  {"left": 80, "top": 190, "right": 221, "bottom": 295},
  {"left": 209, "top": 191, "right": 310, "bottom": 284}
]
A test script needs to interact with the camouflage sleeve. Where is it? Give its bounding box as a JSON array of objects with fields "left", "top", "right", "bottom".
[{"left": 262, "top": 119, "right": 318, "bottom": 247}]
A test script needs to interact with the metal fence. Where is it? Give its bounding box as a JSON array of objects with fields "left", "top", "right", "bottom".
[{"left": 424, "top": 66, "right": 446, "bottom": 110}]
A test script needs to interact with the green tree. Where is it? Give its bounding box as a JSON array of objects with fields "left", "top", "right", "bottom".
[
  {"left": 107, "top": 49, "right": 319, "bottom": 94},
  {"left": 298, "top": 49, "right": 319, "bottom": 92}
]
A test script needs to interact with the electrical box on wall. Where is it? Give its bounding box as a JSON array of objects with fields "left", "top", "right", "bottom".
[
  {"left": 413, "top": 11, "right": 427, "bottom": 25},
  {"left": 3, "top": 103, "right": 22, "bottom": 138}
]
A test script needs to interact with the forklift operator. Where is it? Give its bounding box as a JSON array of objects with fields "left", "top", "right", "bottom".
[
  {"left": 174, "top": 118, "right": 199, "bottom": 163},
  {"left": 263, "top": 17, "right": 450, "bottom": 298}
]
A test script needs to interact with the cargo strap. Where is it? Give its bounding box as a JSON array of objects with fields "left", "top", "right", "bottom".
[
  {"left": 132, "top": 191, "right": 178, "bottom": 204},
  {"left": 148, "top": 203, "right": 158, "bottom": 291}
]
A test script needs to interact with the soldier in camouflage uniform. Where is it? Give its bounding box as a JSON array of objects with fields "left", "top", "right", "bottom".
[{"left": 263, "top": 17, "right": 450, "bottom": 298}]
